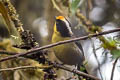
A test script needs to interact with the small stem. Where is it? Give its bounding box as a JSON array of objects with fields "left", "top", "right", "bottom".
[
  {"left": 91, "top": 39, "right": 103, "bottom": 80},
  {"left": 110, "top": 57, "right": 119, "bottom": 80},
  {"left": 53, "top": 63, "right": 100, "bottom": 80},
  {"left": 51, "top": 0, "right": 63, "bottom": 13},
  {"left": 0, "top": 66, "right": 52, "bottom": 72}
]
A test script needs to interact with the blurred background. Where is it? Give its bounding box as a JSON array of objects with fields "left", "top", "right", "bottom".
[
  {"left": 10, "top": 0, "right": 120, "bottom": 46},
  {"left": 11, "top": 0, "right": 62, "bottom": 46},
  {"left": 0, "top": 0, "right": 120, "bottom": 80},
  {"left": 11, "top": 0, "right": 120, "bottom": 79}
]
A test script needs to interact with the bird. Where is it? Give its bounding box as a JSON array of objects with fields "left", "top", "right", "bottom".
[{"left": 51, "top": 16, "right": 85, "bottom": 66}]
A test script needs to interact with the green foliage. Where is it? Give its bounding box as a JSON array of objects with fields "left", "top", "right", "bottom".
[
  {"left": 111, "top": 49, "right": 120, "bottom": 58},
  {"left": 0, "top": 1, "right": 22, "bottom": 45},
  {"left": 110, "top": 36, "right": 120, "bottom": 58},
  {"left": 80, "top": 66, "right": 86, "bottom": 71},
  {"left": 70, "top": 0, "right": 80, "bottom": 14},
  {"left": 0, "top": 39, "right": 26, "bottom": 52},
  {"left": 101, "top": 37, "right": 116, "bottom": 50},
  {"left": 101, "top": 37, "right": 120, "bottom": 58}
]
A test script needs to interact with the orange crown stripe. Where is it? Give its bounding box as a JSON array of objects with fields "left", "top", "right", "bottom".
[{"left": 56, "top": 16, "right": 65, "bottom": 20}]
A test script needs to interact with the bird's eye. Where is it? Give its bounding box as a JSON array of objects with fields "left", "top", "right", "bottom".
[{"left": 56, "top": 19, "right": 62, "bottom": 26}]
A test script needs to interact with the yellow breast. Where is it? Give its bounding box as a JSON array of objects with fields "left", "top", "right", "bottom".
[{"left": 52, "top": 32, "right": 83, "bottom": 65}]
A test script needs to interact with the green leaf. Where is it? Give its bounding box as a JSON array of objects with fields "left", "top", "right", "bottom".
[
  {"left": 80, "top": 66, "right": 86, "bottom": 71},
  {"left": 101, "top": 37, "right": 117, "bottom": 50},
  {"left": 111, "top": 49, "right": 120, "bottom": 58},
  {"left": 70, "top": 0, "right": 80, "bottom": 14}
]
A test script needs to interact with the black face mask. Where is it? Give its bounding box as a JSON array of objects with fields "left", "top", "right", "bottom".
[{"left": 56, "top": 19, "right": 71, "bottom": 37}]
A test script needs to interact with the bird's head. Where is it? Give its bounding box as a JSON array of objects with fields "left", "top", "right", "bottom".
[{"left": 54, "top": 16, "right": 73, "bottom": 37}]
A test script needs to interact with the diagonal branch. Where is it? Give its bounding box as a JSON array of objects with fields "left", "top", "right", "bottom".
[
  {"left": 90, "top": 39, "right": 103, "bottom": 80},
  {"left": 110, "top": 57, "right": 119, "bottom": 80},
  {"left": 51, "top": 0, "right": 63, "bottom": 14},
  {"left": 0, "top": 62, "right": 100, "bottom": 80},
  {"left": 53, "top": 63, "right": 100, "bottom": 80},
  {"left": 0, "top": 28, "right": 120, "bottom": 62}
]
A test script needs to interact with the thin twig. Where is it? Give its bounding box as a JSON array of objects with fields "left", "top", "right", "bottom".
[
  {"left": 0, "top": 66, "right": 52, "bottom": 72},
  {"left": 110, "top": 57, "right": 119, "bottom": 80},
  {"left": 53, "top": 63, "right": 100, "bottom": 80},
  {"left": 91, "top": 39, "right": 103, "bottom": 80},
  {"left": 0, "top": 28, "right": 120, "bottom": 62},
  {"left": 51, "top": 0, "right": 63, "bottom": 14},
  {"left": 0, "top": 62, "right": 99, "bottom": 80},
  {"left": 0, "top": 50, "right": 17, "bottom": 55},
  {"left": 0, "top": 51, "right": 99, "bottom": 80}
]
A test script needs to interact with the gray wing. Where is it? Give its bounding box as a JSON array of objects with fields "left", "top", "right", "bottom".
[
  {"left": 75, "top": 41, "right": 85, "bottom": 57},
  {"left": 71, "top": 35, "right": 84, "bottom": 57}
]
